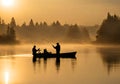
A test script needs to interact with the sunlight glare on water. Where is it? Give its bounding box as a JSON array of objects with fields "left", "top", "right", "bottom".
[{"left": 4, "top": 71, "right": 9, "bottom": 84}]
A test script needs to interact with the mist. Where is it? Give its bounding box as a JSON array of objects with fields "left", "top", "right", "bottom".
[{"left": 0, "top": 13, "right": 120, "bottom": 46}]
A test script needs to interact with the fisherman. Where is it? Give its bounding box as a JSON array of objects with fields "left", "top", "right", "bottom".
[
  {"left": 43, "top": 49, "right": 49, "bottom": 54},
  {"left": 32, "top": 45, "right": 39, "bottom": 61},
  {"left": 43, "top": 49, "right": 48, "bottom": 59},
  {"left": 52, "top": 43, "right": 61, "bottom": 56}
]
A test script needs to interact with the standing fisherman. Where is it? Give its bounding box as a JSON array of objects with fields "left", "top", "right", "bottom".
[
  {"left": 53, "top": 43, "right": 61, "bottom": 71},
  {"left": 52, "top": 43, "right": 61, "bottom": 56}
]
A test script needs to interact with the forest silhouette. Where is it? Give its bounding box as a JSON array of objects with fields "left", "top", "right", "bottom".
[
  {"left": 0, "top": 13, "right": 120, "bottom": 44},
  {"left": 0, "top": 17, "right": 90, "bottom": 44},
  {"left": 96, "top": 13, "right": 120, "bottom": 44}
]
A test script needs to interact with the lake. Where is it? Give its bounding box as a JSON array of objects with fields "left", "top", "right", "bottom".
[{"left": 0, "top": 44, "right": 120, "bottom": 84}]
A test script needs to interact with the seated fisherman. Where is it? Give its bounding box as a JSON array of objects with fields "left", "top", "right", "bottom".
[{"left": 32, "top": 45, "right": 40, "bottom": 59}]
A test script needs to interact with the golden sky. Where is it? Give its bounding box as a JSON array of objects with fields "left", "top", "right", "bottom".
[{"left": 0, "top": 0, "right": 120, "bottom": 25}]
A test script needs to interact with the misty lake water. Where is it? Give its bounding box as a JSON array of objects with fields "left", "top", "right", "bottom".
[{"left": 0, "top": 44, "right": 120, "bottom": 84}]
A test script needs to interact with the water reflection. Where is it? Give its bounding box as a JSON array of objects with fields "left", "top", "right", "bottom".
[
  {"left": 98, "top": 47, "right": 120, "bottom": 75},
  {"left": 55, "top": 57, "right": 60, "bottom": 72},
  {"left": 33, "top": 59, "right": 41, "bottom": 72},
  {"left": 33, "top": 58, "right": 76, "bottom": 73},
  {"left": 0, "top": 46, "right": 15, "bottom": 60},
  {"left": 4, "top": 71, "right": 9, "bottom": 84},
  {"left": 43, "top": 58, "right": 47, "bottom": 71},
  {"left": 71, "top": 58, "right": 77, "bottom": 71}
]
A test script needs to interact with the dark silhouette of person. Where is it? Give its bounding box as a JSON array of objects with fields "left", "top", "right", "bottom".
[
  {"left": 53, "top": 43, "right": 61, "bottom": 57},
  {"left": 32, "top": 45, "right": 39, "bottom": 62},
  {"left": 43, "top": 49, "right": 48, "bottom": 59},
  {"left": 43, "top": 49, "right": 48, "bottom": 54}
]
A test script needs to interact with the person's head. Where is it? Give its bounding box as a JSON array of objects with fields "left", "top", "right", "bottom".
[
  {"left": 33, "top": 45, "right": 36, "bottom": 48},
  {"left": 44, "top": 49, "right": 47, "bottom": 52},
  {"left": 56, "top": 43, "right": 59, "bottom": 45}
]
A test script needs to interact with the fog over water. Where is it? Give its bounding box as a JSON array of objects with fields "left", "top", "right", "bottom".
[{"left": 0, "top": 44, "right": 120, "bottom": 84}]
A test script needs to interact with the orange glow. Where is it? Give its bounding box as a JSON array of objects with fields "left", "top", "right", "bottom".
[
  {"left": 4, "top": 71, "right": 10, "bottom": 84},
  {"left": 0, "top": 0, "right": 120, "bottom": 25},
  {"left": 1, "top": 0, "right": 15, "bottom": 7}
]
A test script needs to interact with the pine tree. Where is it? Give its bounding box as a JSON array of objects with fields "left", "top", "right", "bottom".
[
  {"left": 29, "top": 19, "right": 34, "bottom": 27},
  {"left": 6, "top": 25, "right": 16, "bottom": 41},
  {"left": 21, "top": 22, "right": 27, "bottom": 27},
  {"left": 10, "top": 17, "right": 16, "bottom": 28},
  {"left": 10, "top": 27, "right": 16, "bottom": 40}
]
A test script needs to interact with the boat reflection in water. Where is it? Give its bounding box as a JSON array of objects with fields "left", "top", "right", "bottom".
[
  {"left": 33, "top": 56, "right": 77, "bottom": 73},
  {"left": 98, "top": 47, "right": 120, "bottom": 75},
  {"left": 55, "top": 57, "right": 60, "bottom": 72}
]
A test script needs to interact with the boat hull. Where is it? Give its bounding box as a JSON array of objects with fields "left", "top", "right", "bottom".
[{"left": 36, "top": 52, "right": 77, "bottom": 58}]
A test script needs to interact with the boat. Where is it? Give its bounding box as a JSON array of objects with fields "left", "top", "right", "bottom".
[{"left": 36, "top": 51, "right": 77, "bottom": 59}]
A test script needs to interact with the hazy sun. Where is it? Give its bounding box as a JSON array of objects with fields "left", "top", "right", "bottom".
[{"left": 1, "top": 0, "right": 15, "bottom": 7}]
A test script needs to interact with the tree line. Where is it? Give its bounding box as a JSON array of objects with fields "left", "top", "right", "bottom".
[
  {"left": 0, "top": 17, "right": 91, "bottom": 44},
  {"left": 2, "top": 13, "right": 120, "bottom": 45},
  {"left": 96, "top": 13, "right": 120, "bottom": 44}
]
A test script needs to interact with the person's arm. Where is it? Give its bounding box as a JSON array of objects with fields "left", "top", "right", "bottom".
[
  {"left": 38, "top": 48, "right": 40, "bottom": 51},
  {"left": 52, "top": 45, "right": 56, "bottom": 49}
]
